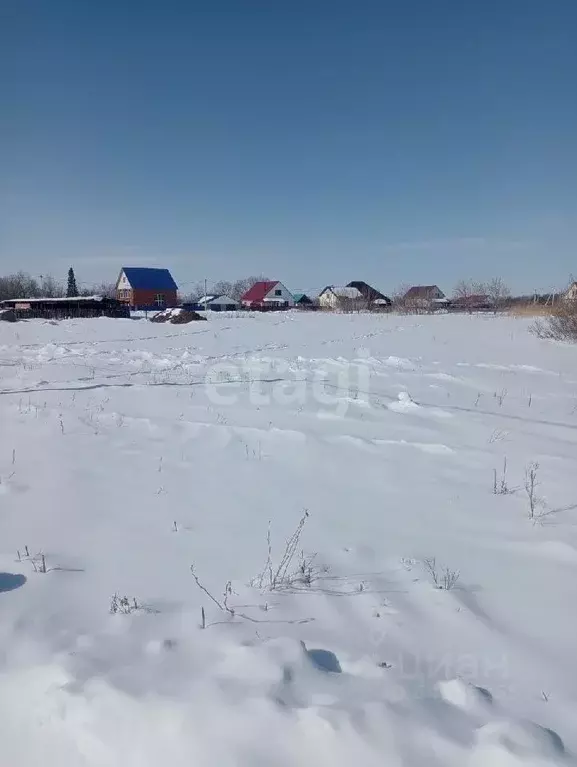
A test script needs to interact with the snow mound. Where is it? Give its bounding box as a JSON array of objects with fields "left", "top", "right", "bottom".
[
  {"left": 439, "top": 678, "right": 493, "bottom": 711},
  {"left": 471, "top": 720, "right": 565, "bottom": 765},
  {"left": 388, "top": 391, "right": 420, "bottom": 412}
]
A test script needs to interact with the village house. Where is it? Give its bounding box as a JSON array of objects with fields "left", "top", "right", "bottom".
[
  {"left": 347, "top": 281, "right": 392, "bottom": 310},
  {"left": 450, "top": 294, "right": 492, "bottom": 312},
  {"left": 196, "top": 294, "right": 239, "bottom": 312},
  {"left": 241, "top": 281, "right": 294, "bottom": 310},
  {"left": 116, "top": 267, "right": 178, "bottom": 310},
  {"left": 403, "top": 285, "right": 448, "bottom": 311},
  {"left": 292, "top": 293, "right": 315, "bottom": 308},
  {"left": 319, "top": 285, "right": 367, "bottom": 311},
  {"left": 318, "top": 286, "right": 364, "bottom": 310}
]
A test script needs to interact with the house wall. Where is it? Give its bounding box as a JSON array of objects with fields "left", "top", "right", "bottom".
[
  {"left": 128, "top": 289, "right": 178, "bottom": 309},
  {"left": 319, "top": 290, "right": 366, "bottom": 310},
  {"left": 319, "top": 291, "right": 337, "bottom": 309},
  {"left": 116, "top": 271, "right": 133, "bottom": 304},
  {"left": 117, "top": 272, "right": 131, "bottom": 289},
  {"left": 264, "top": 283, "right": 294, "bottom": 306},
  {"left": 1, "top": 298, "right": 129, "bottom": 319},
  {"left": 116, "top": 287, "right": 133, "bottom": 303},
  {"left": 209, "top": 296, "right": 239, "bottom": 309}
]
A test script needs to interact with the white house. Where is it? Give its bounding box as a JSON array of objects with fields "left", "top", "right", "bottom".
[
  {"left": 318, "top": 286, "right": 364, "bottom": 310},
  {"left": 241, "top": 281, "right": 295, "bottom": 309},
  {"left": 197, "top": 294, "right": 239, "bottom": 311}
]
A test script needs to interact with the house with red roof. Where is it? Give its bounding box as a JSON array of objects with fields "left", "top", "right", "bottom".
[{"left": 241, "top": 280, "right": 294, "bottom": 310}]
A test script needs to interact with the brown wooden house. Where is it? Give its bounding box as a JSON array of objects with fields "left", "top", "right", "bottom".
[{"left": 116, "top": 268, "right": 178, "bottom": 311}]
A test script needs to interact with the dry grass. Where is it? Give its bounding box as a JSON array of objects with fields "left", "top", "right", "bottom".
[
  {"left": 530, "top": 302, "right": 577, "bottom": 342},
  {"left": 508, "top": 304, "right": 556, "bottom": 317}
]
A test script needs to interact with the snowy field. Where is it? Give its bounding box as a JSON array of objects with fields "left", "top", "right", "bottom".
[{"left": 1, "top": 311, "right": 576, "bottom": 766}]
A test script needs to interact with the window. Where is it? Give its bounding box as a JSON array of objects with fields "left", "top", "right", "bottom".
[
  {"left": 274, "top": 289, "right": 282, "bottom": 296},
  {"left": 155, "top": 293, "right": 165, "bottom": 306}
]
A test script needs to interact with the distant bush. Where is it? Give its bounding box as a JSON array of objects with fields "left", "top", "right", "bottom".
[{"left": 531, "top": 303, "right": 577, "bottom": 342}]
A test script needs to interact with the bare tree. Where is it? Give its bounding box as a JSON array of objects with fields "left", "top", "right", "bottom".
[
  {"left": 0, "top": 272, "right": 41, "bottom": 301},
  {"left": 91, "top": 281, "right": 116, "bottom": 298},
  {"left": 391, "top": 283, "right": 410, "bottom": 311},
  {"left": 179, "top": 282, "right": 205, "bottom": 304},
  {"left": 453, "top": 279, "right": 471, "bottom": 299},
  {"left": 452, "top": 277, "right": 510, "bottom": 312},
  {"left": 212, "top": 280, "right": 234, "bottom": 297},
  {"left": 39, "top": 275, "right": 65, "bottom": 298},
  {"left": 453, "top": 279, "right": 485, "bottom": 299},
  {"left": 484, "top": 277, "right": 511, "bottom": 311},
  {"left": 229, "top": 275, "right": 269, "bottom": 302}
]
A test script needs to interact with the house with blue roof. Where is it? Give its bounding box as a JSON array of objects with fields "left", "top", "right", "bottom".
[{"left": 116, "top": 267, "right": 178, "bottom": 311}]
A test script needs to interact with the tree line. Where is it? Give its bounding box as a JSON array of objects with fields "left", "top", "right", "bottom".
[
  {"left": 0, "top": 270, "right": 268, "bottom": 304},
  {"left": 0, "top": 269, "right": 116, "bottom": 302},
  {"left": 179, "top": 276, "right": 268, "bottom": 304}
]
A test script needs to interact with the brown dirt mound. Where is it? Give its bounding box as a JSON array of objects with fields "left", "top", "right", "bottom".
[{"left": 151, "top": 308, "right": 207, "bottom": 324}]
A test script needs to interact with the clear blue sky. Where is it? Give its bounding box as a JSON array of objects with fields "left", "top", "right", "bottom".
[{"left": 2, "top": 0, "right": 576, "bottom": 295}]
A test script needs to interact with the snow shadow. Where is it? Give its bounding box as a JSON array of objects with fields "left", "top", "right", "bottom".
[
  {"left": 301, "top": 642, "right": 342, "bottom": 673},
  {"left": 0, "top": 573, "right": 26, "bottom": 593}
]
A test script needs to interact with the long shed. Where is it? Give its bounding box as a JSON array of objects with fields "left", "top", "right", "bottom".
[{"left": 0, "top": 296, "right": 130, "bottom": 320}]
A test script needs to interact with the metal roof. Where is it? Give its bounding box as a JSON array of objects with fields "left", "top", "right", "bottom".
[
  {"left": 321, "top": 286, "right": 362, "bottom": 299},
  {"left": 121, "top": 268, "right": 178, "bottom": 291},
  {"left": 241, "top": 281, "right": 279, "bottom": 303}
]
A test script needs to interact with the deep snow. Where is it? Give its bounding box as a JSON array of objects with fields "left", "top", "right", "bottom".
[{"left": 1, "top": 311, "right": 576, "bottom": 766}]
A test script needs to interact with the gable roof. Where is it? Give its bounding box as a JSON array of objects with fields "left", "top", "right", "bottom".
[
  {"left": 121, "top": 268, "right": 178, "bottom": 291},
  {"left": 208, "top": 294, "right": 238, "bottom": 305},
  {"left": 241, "top": 281, "right": 279, "bottom": 303},
  {"left": 320, "top": 286, "right": 363, "bottom": 299},
  {"left": 347, "top": 281, "right": 390, "bottom": 303},
  {"left": 404, "top": 285, "right": 445, "bottom": 299}
]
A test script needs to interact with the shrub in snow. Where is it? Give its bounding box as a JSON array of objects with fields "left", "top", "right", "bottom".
[
  {"left": 424, "top": 558, "right": 460, "bottom": 590},
  {"left": 253, "top": 510, "right": 320, "bottom": 591},
  {"left": 17, "top": 548, "right": 47, "bottom": 574},
  {"left": 438, "top": 678, "right": 493, "bottom": 711},
  {"left": 493, "top": 457, "right": 513, "bottom": 495},
  {"left": 531, "top": 303, "right": 577, "bottom": 342},
  {"left": 110, "top": 594, "right": 141, "bottom": 614}
]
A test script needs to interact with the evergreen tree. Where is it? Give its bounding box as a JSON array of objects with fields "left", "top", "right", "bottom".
[{"left": 67, "top": 267, "right": 78, "bottom": 298}]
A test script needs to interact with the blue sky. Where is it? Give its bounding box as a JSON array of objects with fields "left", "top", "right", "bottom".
[{"left": 2, "top": 0, "right": 576, "bottom": 295}]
